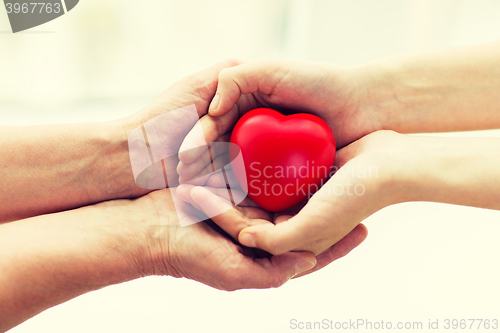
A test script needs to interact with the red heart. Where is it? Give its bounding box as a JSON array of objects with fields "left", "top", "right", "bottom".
[{"left": 229, "top": 108, "right": 336, "bottom": 212}]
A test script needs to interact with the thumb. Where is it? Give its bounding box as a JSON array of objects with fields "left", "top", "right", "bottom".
[
  {"left": 238, "top": 215, "right": 314, "bottom": 255},
  {"left": 208, "top": 60, "right": 290, "bottom": 116},
  {"left": 237, "top": 184, "right": 358, "bottom": 255}
]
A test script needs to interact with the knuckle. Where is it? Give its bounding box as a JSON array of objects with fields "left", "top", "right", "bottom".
[
  {"left": 211, "top": 115, "right": 225, "bottom": 135},
  {"left": 222, "top": 58, "right": 244, "bottom": 68},
  {"left": 263, "top": 236, "right": 283, "bottom": 255},
  {"left": 271, "top": 273, "right": 290, "bottom": 288},
  {"left": 218, "top": 67, "right": 234, "bottom": 82}
]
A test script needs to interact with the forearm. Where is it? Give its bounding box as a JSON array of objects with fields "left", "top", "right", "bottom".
[
  {"left": 0, "top": 199, "right": 150, "bottom": 332},
  {"left": 0, "top": 121, "right": 146, "bottom": 222},
  {"left": 357, "top": 41, "right": 500, "bottom": 133},
  {"left": 396, "top": 136, "right": 500, "bottom": 210}
]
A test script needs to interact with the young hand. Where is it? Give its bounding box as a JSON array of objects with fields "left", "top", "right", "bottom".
[{"left": 176, "top": 59, "right": 380, "bottom": 180}]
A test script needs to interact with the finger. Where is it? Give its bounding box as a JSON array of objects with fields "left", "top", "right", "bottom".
[
  {"left": 272, "top": 199, "right": 307, "bottom": 218},
  {"left": 202, "top": 187, "right": 249, "bottom": 207},
  {"left": 180, "top": 92, "right": 261, "bottom": 165},
  {"left": 333, "top": 139, "right": 369, "bottom": 171},
  {"left": 177, "top": 133, "right": 231, "bottom": 180},
  {"left": 204, "top": 168, "right": 253, "bottom": 206},
  {"left": 202, "top": 185, "right": 258, "bottom": 207},
  {"left": 239, "top": 203, "right": 358, "bottom": 256},
  {"left": 273, "top": 214, "right": 292, "bottom": 224},
  {"left": 239, "top": 170, "right": 367, "bottom": 255},
  {"left": 236, "top": 196, "right": 260, "bottom": 208},
  {"left": 176, "top": 184, "right": 203, "bottom": 211},
  {"left": 229, "top": 251, "right": 316, "bottom": 290},
  {"left": 293, "top": 223, "right": 368, "bottom": 279},
  {"left": 189, "top": 186, "right": 271, "bottom": 240},
  {"left": 178, "top": 183, "right": 252, "bottom": 210},
  {"left": 208, "top": 60, "right": 287, "bottom": 116},
  {"left": 178, "top": 152, "right": 229, "bottom": 184},
  {"left": 178, "top": 173, "right": 211, "bottom": 186},
  {"left": 184, "top": 170, "right": 257, "bottom": 207},
  {"left": 238, "top": 202, "right": 330, "bottom": 256},
  {"left": 165, "top": 59, "right": 241, "bottom": 166},
  {"left": 177, "top": 59, "right": 244, "bottom": 118},
  {"left": 179, "top": 152, "right": 231, "bottom": 184},
  {"left": 178, "top": 105, "right": 239, "bottom": 164},
  {"left": 177, "top": 183, "right": 254, "bottom": 214},
  {"left": 205, "top": 169, "right": 239, "bottom": 188}
]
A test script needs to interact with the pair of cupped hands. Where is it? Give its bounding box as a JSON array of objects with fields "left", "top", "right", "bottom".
[{"left": 124, "top": 59, "right": 408, "bottom": 290}]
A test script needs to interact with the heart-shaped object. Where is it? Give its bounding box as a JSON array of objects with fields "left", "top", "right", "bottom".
[{"left": 229, "top": 108, "right": 336, "bottom": 212}]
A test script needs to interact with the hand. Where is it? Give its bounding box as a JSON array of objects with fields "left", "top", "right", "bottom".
[
  {"left": 174, "top": 59, "right": 377, "bottom": 257},
  {"left": 176, "top": 59, "right": 381, "bottom": 177},
  {"left": 175, "top": 164, "right": 368, "bottom": 270},
  {"left": 179, "top": 131, "right": 405, "bottom": 256},
  {"left": 0, "top": 61, "right": 244, "bottom": 222},
  {"left": 115, "top": 59, "right": 243, "bottom": 194},
  {"left": 132, "top": 188, "right": 320, "bottom": 290},
  {"left": 0, "top": 183, "right": 320, "bottom": 331}
]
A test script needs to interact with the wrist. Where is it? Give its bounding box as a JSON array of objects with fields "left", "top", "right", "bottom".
[
  {"left": 396, "top": 136, "right": 500, "bottom": 209},
  {"left": 0, "top": 121, "right": 149, "bottom": 222},
  {"left": 97, "top": 189, "right": 182, "bottom": 278},
  {"left": 350, "top": 60, "right": 407, "bottom": 134},
  {"left": 87, "top": 198, "right": 158, "bottom": 279},
  {"left": 354, "top": 131, "right": 425, "bottom": 207},
  {"left": 378, "top": 134, "right": 488, "bottom": 206},
  {"left": 99, "top": 117, "right": 151, "bottom": 200},
  {"left": 0, "top": 201, "right": 151, "bottom": 330}
]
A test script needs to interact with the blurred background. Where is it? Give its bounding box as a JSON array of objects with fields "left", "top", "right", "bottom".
[
  {"left": 2, "top": 0, "right": 500, "bottom": 117},
  {"left": 2, "top": 0, "right": 500, "bottom": 332}
]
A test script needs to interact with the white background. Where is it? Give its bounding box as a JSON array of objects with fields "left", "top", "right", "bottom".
[{"left": 2, "top": 1, "right": 500, "bottom": 332}]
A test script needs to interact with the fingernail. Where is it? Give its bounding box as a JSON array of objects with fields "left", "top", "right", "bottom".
[
  {"left": 239, "top": 233, "right": 256, "bottom": 248},
  {"left": 209, "top": 95, "right": 220, "bottom": 113},
  {"left": 295, "top": 260, "right": 316, "bottom": 276}
]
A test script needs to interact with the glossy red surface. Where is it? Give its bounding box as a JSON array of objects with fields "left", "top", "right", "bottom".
[{"left": 230, "top": 108, "right": 336, "bottom": 212}]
